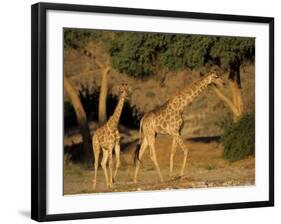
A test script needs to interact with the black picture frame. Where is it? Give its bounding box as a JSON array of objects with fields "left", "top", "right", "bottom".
[{"left": 31, "top": 2, "right": 274, "bottom": 222}]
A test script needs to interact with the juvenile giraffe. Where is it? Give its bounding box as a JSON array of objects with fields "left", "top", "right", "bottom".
[
  {"left": 134, "top": 72, "right": 224, "bottom": 183},
  {"left": 92, "top": 84, "right": 129, "bottom": 190}
]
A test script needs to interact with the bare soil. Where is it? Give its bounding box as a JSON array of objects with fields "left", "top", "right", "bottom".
[{"left": 64, "top": 135, "right": 255, "bottom": 195}]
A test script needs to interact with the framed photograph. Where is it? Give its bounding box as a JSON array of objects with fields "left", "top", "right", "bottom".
[{"left": 31, "top": 2, "right": 274, "bottom": 222}]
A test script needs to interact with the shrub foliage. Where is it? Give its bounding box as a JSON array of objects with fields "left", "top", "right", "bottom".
[{"left": 222, "top": 112, "right": 255, "bottom": 161}]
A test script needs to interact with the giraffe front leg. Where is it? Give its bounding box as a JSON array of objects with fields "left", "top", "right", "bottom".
[
  {"left": 148, "top": 136, "right": 164, "bottom": 182},
  {"left": 113, "top": 141, "right": 121, "bottom": 182},
  {"left": 108, "top": 149, "right": 114, "bottom": 189},
  {"left": 169, "top": 137, "right": 177, "bottom": 177},
  {"left": 92, "top": 136, "right": 100, "bottom": 191},
  {"left": 175, "top": 136, "right": 189, "bottom": 177},
  {"left": 101, "top": 149, "right": 110, "bottom": 189}
]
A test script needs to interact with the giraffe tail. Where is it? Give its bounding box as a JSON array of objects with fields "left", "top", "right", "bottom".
[
  {"left": 133, "top": 116, "right": 144, "bottom": 165},
  {"left": 133, "top": 143, "right": 141, "bottom": 165}
]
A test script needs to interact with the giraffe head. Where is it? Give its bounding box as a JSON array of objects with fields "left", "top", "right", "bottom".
[
  {"left": 118, "top": 83, "right": 130, "bottom": 98},
  {"left": 207, "top": 70, "right": 225, "bottom": 88}
]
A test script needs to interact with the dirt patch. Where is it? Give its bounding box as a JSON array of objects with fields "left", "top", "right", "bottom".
[{"left": 64, "top": 135, "right": 255, "bottom": 194}]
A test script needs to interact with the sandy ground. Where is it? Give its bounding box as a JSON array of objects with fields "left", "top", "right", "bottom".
[{"left": 63, "top": 135, "right": 255, "bottom": 195}]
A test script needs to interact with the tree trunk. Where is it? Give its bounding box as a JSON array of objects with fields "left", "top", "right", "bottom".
[
  {"left": 230, "top": 80, "right": 243, "bottom": 117},
  {"left": 229, "top": 58, "right": 243, "bottom": 121},
  {"left": 64, "top": 77, "right": 93, "bottom": 165},
  {"left": 98, "top": 67, "right": 110, "bottom": 125},
  {"left": 212, "top": 86, "right": 241, "bottom": 123},
  {"left": 213, "top": 61, "right": 244, "bottom": 123},
  {"left": 80, "top": 48, "right": 110, "bottom": 125}
]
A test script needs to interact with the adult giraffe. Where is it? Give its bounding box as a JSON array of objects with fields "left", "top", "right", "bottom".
[{"left": 134, "top": 71, "right": 224, "bottom": 183}]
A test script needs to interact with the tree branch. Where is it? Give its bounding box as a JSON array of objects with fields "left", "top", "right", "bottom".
[{"left": 212, "top": 86, "right": 240, "bottom": 118}]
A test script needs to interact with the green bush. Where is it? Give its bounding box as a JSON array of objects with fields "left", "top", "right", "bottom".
[{"left": 222, "top": 112, "right": 255, "bottom": 161}]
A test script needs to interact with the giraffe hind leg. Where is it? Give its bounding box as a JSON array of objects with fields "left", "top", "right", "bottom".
[
  {"left": 148, "top": 135, "right": 163, "bottom": 182},
  {"left": 176, "top": 136, "right": 189, "bottom": 177},
  {"left": 133, "top": 137, "right": 148, "bottom": 183}
]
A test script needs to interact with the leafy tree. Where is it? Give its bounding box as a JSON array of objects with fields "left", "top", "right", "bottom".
[
  {"left": 109, "top": 33, "right": 217, "bottom": 75},
  {"left": 210, "top": 37, "right": 255, "bottom": 121},
  {"left": 109, "top": 32, "right": 254, "bottom": 122}
]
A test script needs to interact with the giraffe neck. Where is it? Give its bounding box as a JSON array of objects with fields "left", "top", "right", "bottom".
[
  {"left": 107, "top": 93, "right": 126, "bottom": 128},
  {"left": 169, "top": 76, "right": 210, "bottom": 112}
]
